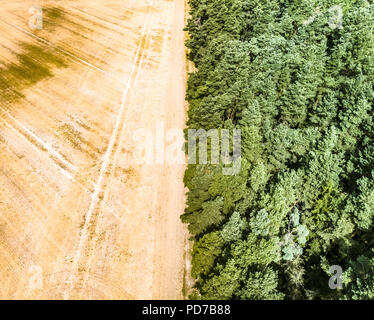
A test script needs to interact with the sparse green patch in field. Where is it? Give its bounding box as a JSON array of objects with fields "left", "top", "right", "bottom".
[
  {"left": 44, "top": 7, "right": 64, "bottom": 21},
  {"left": 0, "top": 6, "right": 98, "bottom": 106},
  {"left": 0, "top": 42, "right": 68, "bottom": 104},
  {"left": 43, "top": 6, "right": 99, "bottom": 36},
  {"left": 10, "top": 43, "right": 66, "bottom": 84}
]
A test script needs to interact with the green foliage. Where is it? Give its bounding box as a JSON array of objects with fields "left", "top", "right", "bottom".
[
  {"left": 183, "top": 0, "right": 374, "bottom": 300},
  {"left": 198, "top": 234, "right": 281, "bottom": 299},
  {"left": 281, "top": 234, "right": 303, "bottom": 262},
  {"left": 191, "top": 232, "right": 224, "bottom": 278},
  {"left": 239, "top": 269, "right": 285, "bottom": 300},
  {"left": 221, "top": 211, "right": 245, "bottom": 242},
  {"left": 296, "top": 225, "right": 309, "bottom": 245},
  {"left": 249, "top": 209, "right": 271, "bottom": 237},
  {"left": 343, "top": 252, "right": 374, "bottom": 299}
]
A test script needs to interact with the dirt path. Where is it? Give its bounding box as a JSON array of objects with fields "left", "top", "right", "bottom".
[{"left": 0, "top": 0, "right": 187, "bottom": 299}]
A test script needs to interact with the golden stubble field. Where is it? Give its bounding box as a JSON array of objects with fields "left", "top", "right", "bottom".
[{"left": 0, "top": 0, "right": 188, "bottom": 299}]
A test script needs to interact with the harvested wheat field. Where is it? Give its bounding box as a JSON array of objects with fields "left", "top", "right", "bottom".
[{"left": 0, "top": 0, "right": 188, "bottom": 299}]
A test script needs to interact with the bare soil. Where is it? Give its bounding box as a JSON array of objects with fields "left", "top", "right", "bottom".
[{"left": 0, "top": 0, "right": 188, "bottom": 299}]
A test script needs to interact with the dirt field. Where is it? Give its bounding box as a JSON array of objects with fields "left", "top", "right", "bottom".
[{"left": 0, "top": 0, "right": 188, "bottom": 299}]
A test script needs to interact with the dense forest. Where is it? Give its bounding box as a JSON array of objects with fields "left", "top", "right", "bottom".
[{"left": 182, "top": 0, "right": 374, "bottom": 299}]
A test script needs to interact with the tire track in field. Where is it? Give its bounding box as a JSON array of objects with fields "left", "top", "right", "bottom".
[
  {"left": 77, "top": 13, "right": 154, "bottom": 298},
  {"left": 62, "top": 9, "right": 153, "bottom": 300},
  {"left": 53, "top": 7, "right": 123, "bottom": 297},
  {"left": 0, "top": 105, "right": 77, "bottom": 180}
]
